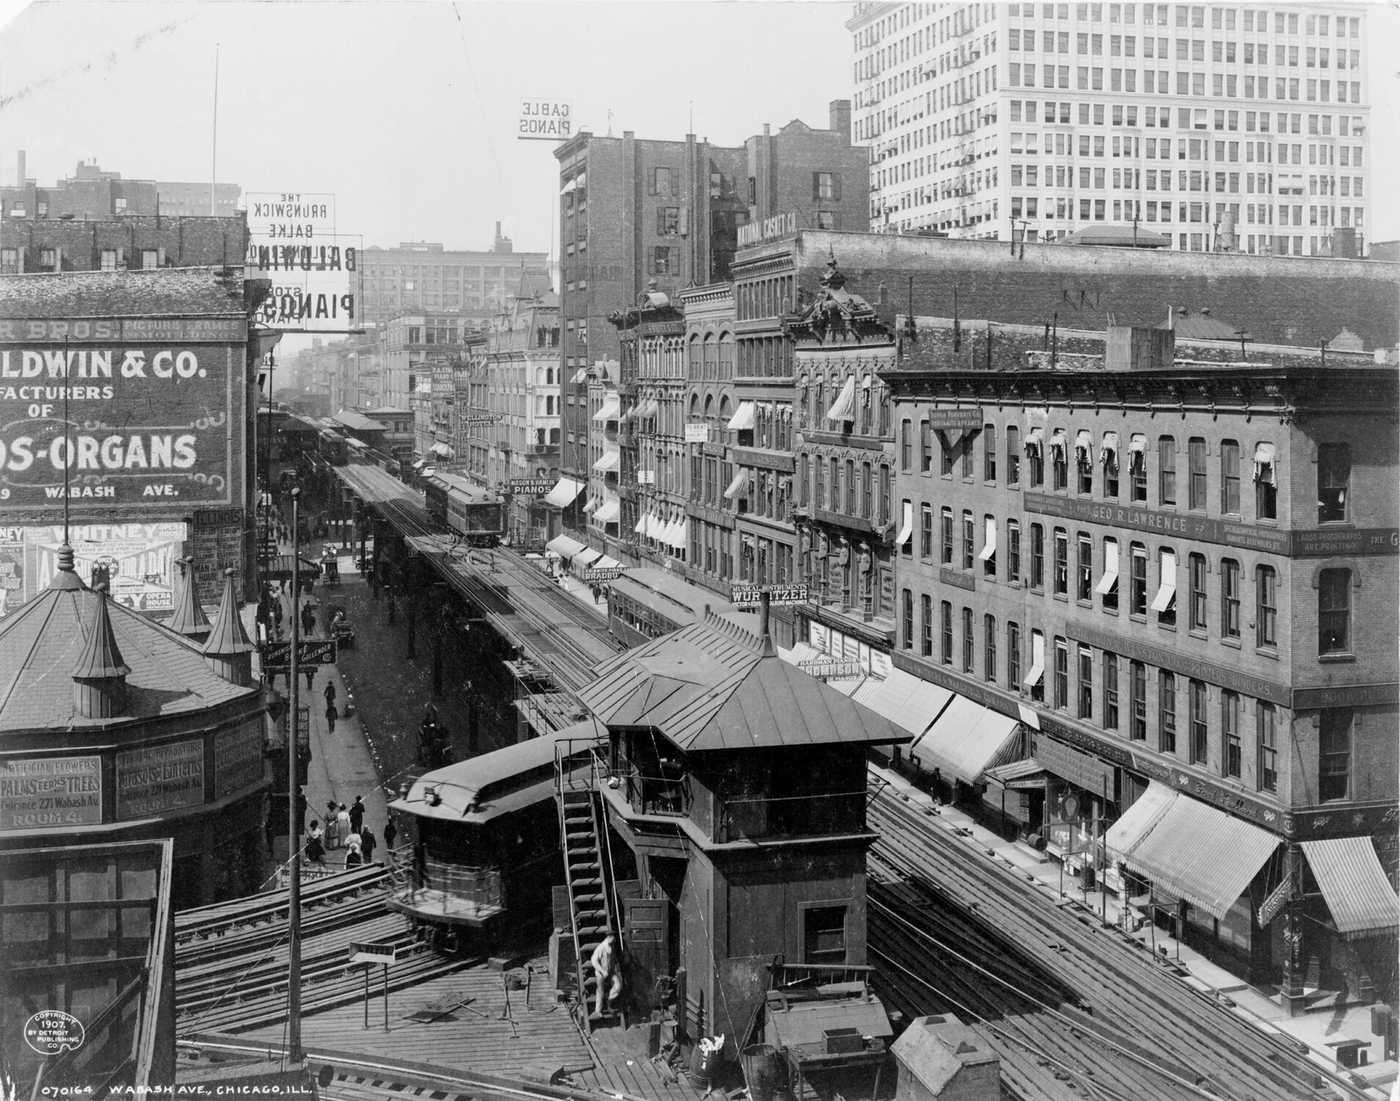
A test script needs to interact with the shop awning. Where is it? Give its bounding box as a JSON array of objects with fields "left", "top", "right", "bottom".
[
  {"left": 593, "top": 554, "right": 623, "bottom": 571},
  {"left": 592, "top": 450, "right": 619, "bottom": 473},
  {"left": 633, "top": 514, "right": 648, "bottom": 535},
  {"left": 727, "top": 401, "right": 756, "bottom": 432},
  {"left": 1095, "top": 539, "right": 1119, "bottom": 596},
  {"left": 542, "top": 476, "right": 584, "bottom": 508},
  {"left": 723, "top": 470, "right": 748, "bottom": 500},
  {"left": 545, "top": 534, "right": 587, "bottom": 560},
  {"left": 594, "top": 499, "right": 620, "bottom": 524},
  {"left": 592, "top": 397, "right": 621, "bottom": 422},
  {"left": 1101, "top": 431, "right": 1119, "bottom": 469},
  {"left": 1301, "top": 837, "right": 1400, "bottom": 938},
  {"left": 1150, "top": 549, "right": 1177, "bottom": 613},
  {"left": 1122, "top": 794, "right": 1279, "bottom": 920},
  {"left": 1104, "top": 781, "right": 1176, "bottom": 863},
  {"left": 573, "top": 547, "right": 603, "bottom": 569},
  {"left": 852, "top": 668, "right": 953, "bottom": 738},
  {"left": 977, "top": 515, "right": 996, "bottom": 561},
  {"left": 642, "top": 512, "right": 660, "bottom": 539},
  {"left": 825, "top": 376, "right": 857, "bottom": 423},
  {"left": 984, "top": 758, "right": 1050, "bottom": 791},
  {"left": 1075, "top": 429, "right": 1093, "bottom": 465},
  {"left": 895, "top": 500, "right": 914, "bottom": 547},
  {"left": 667, "top": 517, "right": 687, "bottom": 548},
  {"left": 1253, "top": 442, "right": 1277, "bottom": 485},
  {"left": 910, "top": 696, "right": 1020, "bottom": 785}
]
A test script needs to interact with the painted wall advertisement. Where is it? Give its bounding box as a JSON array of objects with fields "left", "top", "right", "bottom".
[
  {"left": 0, "top": 523, "right": 186, "bottom": 616},
  {"left": 214, "top": 724, "right": 265, "bottom": 799},
  {"left": 0, "top": 756, "right": 103, "bottom": 830},
  {"left": 0, "top": 320, "right": 242, "bottom": 515},
  {"left": 116, "top": 739, "right": 205, "bottom": 820},
  {"left": 245, "top": 192, "right": 363, "bottom": 333}
]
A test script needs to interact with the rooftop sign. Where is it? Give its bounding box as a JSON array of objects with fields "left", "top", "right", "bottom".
[
  {"left": 518, "top": 99, "right": 573, "bottom": 141},
  {"left": 245, "top": 192, "right": 362, "bottom": 334},
  {"left": 737, "top": 210, "right": 799, "bottom": 248}
]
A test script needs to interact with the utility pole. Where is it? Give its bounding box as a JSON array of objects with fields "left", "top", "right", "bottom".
[{"left": 286, "top": 488, "right": 303, "bottom": 1064}]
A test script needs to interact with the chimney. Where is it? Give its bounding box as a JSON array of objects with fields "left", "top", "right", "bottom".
[
  {"left": 72, "top": 583, "right": 130, "bottom": 719},
  {"left": 757, "top": 591, "right": 776, "bottom": 657},
  {"left": 16, "top": 149, "right": 25, "bottom": 188},
  {"left": 829, "top": 99, "right": 852, "bottom": 139}
]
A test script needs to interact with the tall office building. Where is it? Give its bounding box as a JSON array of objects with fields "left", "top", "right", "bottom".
[{"left": 848, "top": 3, "right": 1370, "bottom": 256}]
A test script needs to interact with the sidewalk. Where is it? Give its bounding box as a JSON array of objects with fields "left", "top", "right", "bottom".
[{"left": 871, "top": 763, "right": 1397, "bottom": 1097}]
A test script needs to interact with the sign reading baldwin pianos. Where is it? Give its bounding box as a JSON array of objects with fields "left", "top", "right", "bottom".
[
  {"left": 0, "top": 324, "right": 241, "bottom": 514},
  {"left": 0, "top": 756, "right": 102, "bottom": 830},
  {"left": 117, "top": 739, "right": 205, "bottom": 820}
]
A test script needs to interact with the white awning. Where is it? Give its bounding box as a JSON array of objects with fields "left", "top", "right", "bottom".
[
  {"left": 571, "top": 367, "right": 590, "bottom": 384},
  {"left": 1075, "top": 429, "right": 1093, "bottom": 465},
  {"left": 592, "top": 396, "right": 621, "bottom": 422},
  {"left": 545, "top": 534, "right": 587, "bottom": 559},
  {"left": 667, "top": 517, "right": 687, "bottom": 548},
  {"left": 895, "top": 500, "right": 914, "bottom": 547},
  {"left": 593, "top": 554, "right": 623, "bottom": 570},
  {"left": 1253, "top": 442, "right": 1277, "bottom": 485},
  {"left": 633, "top": 514, "right": 648, "bottom": 535},
  {"left": 1129, "top": 432, "right": 1147, "bottom": 472},
  {"left": 1023, "top": 632, "right": 1045, "bottom": 688},
  {"left": 1049, "top": 428, "right": 1068, "bottom": 462},
  {"left": 1101, "top": 431, "right": 1120, "bottom": 469},
  {"left": 723, "top": 470, "right": 748, "bottom": 500},
  {"left": 594, "top": 499, "right": 620, "bottom": 524},
  {"left": 1150, "top": 550, "right": 1177, "bottom": 613},
  {"left": 1105, "top": 781, "right": 1177, "bottom": 863},
  {"left": 430, "top": 442, "right": 455, "bottom": 459},
  {"left": 561, "top": 177, "right": 577, "bottom": 195},
  {"left": 977, "top": 515, "right": 997, "bottom": 561},
  {"left": 1095, "top": 539, "right": 1120, "bottom": 596},
  {"left": 912, "top": 695, "right": 1021, "bottom": 785},
  {"left": 411, "top": 459, "right": 427, "bottom": 470},
  {"left": 853, "top": 669, "right": 954, "bottom": 738},
  {"left": 1024, "top": 426, "right": 1044, "bottom": 456},
  {"left": 825, "top": 376, "right": 857, "bottom": 423},
  {"left": 542, "top": 476, "right": 584, "bottom": 508},
  {"left": 583, "top": 496, "right": 600, "bottom": 513},
  {"left": 1302, "top": 837, "right": 1400, "bottom": 938},
  {"left": 639, "top": 398, "right": 660, "bottom": 419},
  {"left": 592, "top": 450, "right": 619, "bottom": 473},
  {"left": 727, "top": 401, "right": 756, "bottom": 431},
  {"left": 573, "top": 547, "right": 603, "bottom": 568}
]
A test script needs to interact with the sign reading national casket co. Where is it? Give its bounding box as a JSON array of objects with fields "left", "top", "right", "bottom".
[{"left": 0, "top": 326, "right": 240, "bottom": 514}]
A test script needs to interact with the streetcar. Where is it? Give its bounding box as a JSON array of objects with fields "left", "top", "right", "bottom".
[
  {"left": 422, "top": 472, "right": 506, "bottom": 545},
  {"left": 317, "top": 428, "right": 349, "bottom": 465},
  {"left": 387, "top": 719, "right": 603, "bottom": 952}
]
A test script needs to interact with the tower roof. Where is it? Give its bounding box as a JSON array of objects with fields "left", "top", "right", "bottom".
[
  {"left": 201, "top": 570, "right": 254, "bottom": 657},
  {"left": 166, "top": 557, "right": 211, "bottom": 637},
  {"left": 70, "top": 585, "right": 130, "bottom": 680}
]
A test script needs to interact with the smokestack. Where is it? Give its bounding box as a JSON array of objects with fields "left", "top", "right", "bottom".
[
  {"left": 16, "top": 149, "right": 25, "bottom": 188},
  {"left": 829, "top": 99, "right": 852, "bottom": 139},
  {"left": 758, "top": 591, "right": 776, "bottom": 657}
]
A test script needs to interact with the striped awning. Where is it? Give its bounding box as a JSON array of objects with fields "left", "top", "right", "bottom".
[
  {"left": 1302, "top": 837, "right": 1399, "bottom": 938},
  {"left": 1104, "top": 782, "right": 1176, "bottom": 863},
  {"left": 910, "top": 696, "right": 1020, "bottom": 785}
]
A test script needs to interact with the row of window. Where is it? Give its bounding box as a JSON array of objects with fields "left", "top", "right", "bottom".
[
  {"left": 898, "top": 594, "right": 1356, "bottom": 801},
  {"left": 1007, "top": 5, "right": 1361, "bottom": 39},
  {"left": 1010, "top": 30, "right": 1360, "bottom": 69},
  {"left": 1009, "top": 63, "right": 1362, "bottom": 104}
]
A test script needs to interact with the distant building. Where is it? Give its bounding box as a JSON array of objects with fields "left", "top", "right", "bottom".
[{"left": 0, "top": 152, "right": 239, "bottom": 221}]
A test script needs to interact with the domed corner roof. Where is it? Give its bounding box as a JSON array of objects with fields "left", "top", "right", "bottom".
[{"left": 0, "top": 581, "right": 254, "bottom": 734}]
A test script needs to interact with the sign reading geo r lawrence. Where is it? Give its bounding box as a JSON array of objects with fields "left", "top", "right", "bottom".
[{"left": 518, "top": 99, "right": 572, "bottom": 141}]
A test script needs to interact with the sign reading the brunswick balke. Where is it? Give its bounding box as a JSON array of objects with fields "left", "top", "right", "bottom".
[
  {"left": 245, "top": 192, "right": 362, "bottom": 332},
  {"left": 518, "top": 99, "right": 573, "bottom": 141},
  {"left": 0, "top": 335, "right": 240, "bottom": 514},
  {"left": 0, "top": 756, "right": 102, "bottom": 830}
]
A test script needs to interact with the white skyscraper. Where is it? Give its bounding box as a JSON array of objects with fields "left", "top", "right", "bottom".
[{"left": 848, "top": 2, "right": 1371, "bottom": 256}]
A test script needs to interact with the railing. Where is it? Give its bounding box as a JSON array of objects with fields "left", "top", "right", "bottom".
[
  {"left": 399, "top": 858, "right": 504, "bottom": 914},
  {"left": 716, "top": 789, "right": 867, "bottom": 844},
  {"left": 618, "top": 760, "right": 692, "bottom": 818}
]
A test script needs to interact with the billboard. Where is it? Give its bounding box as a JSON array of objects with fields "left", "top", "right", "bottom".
[
  {"left": 0, "top": 522, "right": 186, "bottom": 615},
  {"left": 518, "top": 99, "right": 573, "bottom": 141},
  {"left": 0, "top": 756, "right": 103, "bottom": 830},
  {"left": 0, "top": 327, "right": 242, "bottom": 514},
  {"left": 245, "top": 193, "right": 362, "bottom": 333},
  {"left": 116, "top": 738, "right": 205, "bottom": 820}
]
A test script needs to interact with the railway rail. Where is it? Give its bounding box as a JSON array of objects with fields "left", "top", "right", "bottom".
[{"left": 866, "top": 779, "right": 1373, "bottom": 1101}]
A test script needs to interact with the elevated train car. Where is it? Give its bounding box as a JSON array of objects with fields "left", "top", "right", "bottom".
[
  {"left": 387, "top": 719, "right": 604, "bottom": 951},
  {"left": 423, "top": 471, "right": 506, "bottom": 545},
  {"left": 317, "top": 427, "right": 349, "bottom": 465}
]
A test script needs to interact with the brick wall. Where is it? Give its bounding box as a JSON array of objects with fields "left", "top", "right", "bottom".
[{"left": 2, "top": 215, "right": 248, "bottom": 271}]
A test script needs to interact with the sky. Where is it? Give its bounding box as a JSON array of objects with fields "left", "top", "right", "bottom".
[{"left": 0, "top": 0, "right": 1397, "bottom": 259}]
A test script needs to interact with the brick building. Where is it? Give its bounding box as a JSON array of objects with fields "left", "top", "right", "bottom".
[
  {"left": 0, "top": 213, "right": 249, "bottom": 273},
  {"left": 885, "top": 317, "right": 1397, "bottom": 1001},
  {"left": 0, "top": 153, "right": 240, "bottom": 222}
]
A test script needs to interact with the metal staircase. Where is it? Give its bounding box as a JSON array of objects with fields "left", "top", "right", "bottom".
[{"left": 555, "top": 736, "right": 621, "bottom": 1030}]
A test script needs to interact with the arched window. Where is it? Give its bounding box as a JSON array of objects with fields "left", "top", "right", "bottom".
[
  {"left": 703, "top": 333, "right": 718, "bottom": 379},
  {"left": 718, "top": 332, "right": 734, "bottom": 378},
  {"left": 687, "top": 334, "right": 701, "bottom": 379}
]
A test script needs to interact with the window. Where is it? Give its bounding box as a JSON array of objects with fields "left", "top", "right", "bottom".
[
  {"left": 657, "top": 207, "right": 680, "bottom": 236},
  {"left": 1076, "top": 534, "right": 1093, "bottom": 601},
  {"left": 1253, "top": 443, "right": 1278, "bottom": 519},
  {"left": 1129, "top": 660, "right": 1147, "bottom": 740},
  {"left": 1318, "top": 568, "right": 1350, "bottom": 653},
  {"left": 652, "top": 246, "right": 676, "bottom": 275},
  {"left": 902, "top": 589, "right": 913, "bottom": 649},
  {"left": 1220, "top": 439, "right": 1241, "bottom": 514},
  {"left": 1052, "top": 432, "right": 1068, "bottom": 490},
  {"left": 1189, "top": 680, "right": 1208, "bottom": 764},
  {"left": 1257, "top": 703, "right": 1277, "bottom": 792},
  {"left": 962, "top": 511, "right": 975, "bottom": 570},
  {"left": 1103, "top": 652, "right": 1120, "bottom": 729},
  {"left": 815, "top": 210, "right": 838, "bottom": 230},
  {"left": 984, "top": 425, "right": 997, "bottom": 481},
  {"left": 1099, "top": 537, "right": 1119, "bottom": 610},
  {"left": 920, "top": 504, "right": 934, "bottom": 559},
  {"left": 1006, "top": 425, "right": 1021, "bottom": 485},
  {"left": 1028, "top": 630, "right": 1045, "bottom": 702},
  {"left": 985, "top": 614, "right": 997, "bottom": 682},
  {"left": 1222, "top": 691, "right": 1241, "bottom": 778},
  {"left": 900, "top": 420, "right": 912, "bottom": 471},
  {"left": 922, "top": 421, "right": 935, "bottom": 474},
  {"left": 1052, "top": 528, "right": 1068, "bottom": 596},
  {"left": 938, "top": 426, "right": 953, "bottom": 475},
  {"left": 1153, "top": 549, "right": 1177, "bottom": 626},
  {"left": 100, "top": 249, "right": 119, "bottom": 271},
  {"left": 0, "top": 248, "right": 17, "bottom": 273},
  {"left": 921, "top": 594, "right": 933, "bottom": 656},
  {"left": 141, "top": 249, "right": 159, "bottom": 269},
  {"left": 941, "top": 601, "right": 954, "bottom": 664},
  {"left": 941, "top": 507, "right": 954, "bottom": 565},
  {"left": 1104, "top": 435, "right": 1119, "bottom": 498},
  {"left": 1028, "top": 432, "right": 1044, "bottom": 487},
  {"left": 652, "top": 166, "right": 674, "bottom": 195},
  {"left": 1189, "top": 553, "right": 1207, "bottom": 631},
  {"left": 1129, "top": 434, "right": 1147, "bottom": 501},
  {"left": 1077, "top": 645, "right": 1093, "bottom": 718},
  {"left": 1129, "top": 543, "right": 1147, "bottom": 616},
  {"left": 1159, "top": 671, "right": 1177, "bottom": 752},
  {"left": 804, "top": 905, "right": 847, "bottom": 964},
  {"left": 1188, "top": 437, "right": 1206, "bottom": 510},
  {"left": 1007, "top": 622, "right": 1022, "bottom": 691},
  {"left": 1030, "top": 524, "right": 1045, "bottom": 588},
  {"left": 1008, "top": 520, "right": 1022, "bottom": 582},
  {"left": 1317, "top": 443, "right": 1349, "bottom": 522},
  {"left": 1157, "top": 436, "right": 1176, "bottom": 505},
  {"left": 961, "top": 434, "right": 975, "bottom": 479},
  {"left": 981, "top": 516, "right": 997, "bottom": 578},
  {"left": 1221, "top": 558, "right": 1241, "bottom": 639},
  {"left": 963, "top": 608, "right": 975, "bottom": 673},
  {"left": 1256, "top": 565, "right": 1277, "bottom": 648},
  {"left": 812, "top": 171, "right": 841, "bottom": 201},
  {"left": 1053, "top": 638, "right": 1069, "bottom": 709}
]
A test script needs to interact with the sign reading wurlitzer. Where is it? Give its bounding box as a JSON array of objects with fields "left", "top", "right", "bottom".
[
  {"left": 0, "top": 337, "right": 240, "bottom": 513},
  {"left": 245, "top": 192, "right": 362, "bottom": 332}
]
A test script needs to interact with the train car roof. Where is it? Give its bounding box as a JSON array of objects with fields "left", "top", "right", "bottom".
[
  {"left": 390, "top": 716, "right": 603, "bottom": 823},
  {"left": 426, "top": 471, "right": 499, "bottom": 502}
]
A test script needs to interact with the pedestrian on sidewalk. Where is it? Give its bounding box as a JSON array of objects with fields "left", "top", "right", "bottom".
[
  {"left": 301, "top": 601, "right": 316, "bottom": 637},
  {"left": 325, "top": 699, "right": 338, "bottom": 734},
  {"left": 305, "top": 821, "right": 325, "bottom": 865},
  {"left": 349, "top": 795, "right": 365, "bottom": 834},
  {"left": 335, "top": 803, "right": 351, "bottom": 848},
  {"left": 384, "top": 818, "right": 397, "bottom": 861},
  {"left": 359, "top": 826, "right": 377, "bottom": 863},
  {"left": 323, "top": 680, "right": 337, "bottom": 717},
  {"left": 344, "top": 834, "right": 364, "bottom": 869},
  {"left": 325, "top": 801, "right": 340, "bottom": 847}
]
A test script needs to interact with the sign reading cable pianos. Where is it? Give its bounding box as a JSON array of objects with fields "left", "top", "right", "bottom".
[{"left": 518, "top": 99, "right": 573, "bottom": 141}]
